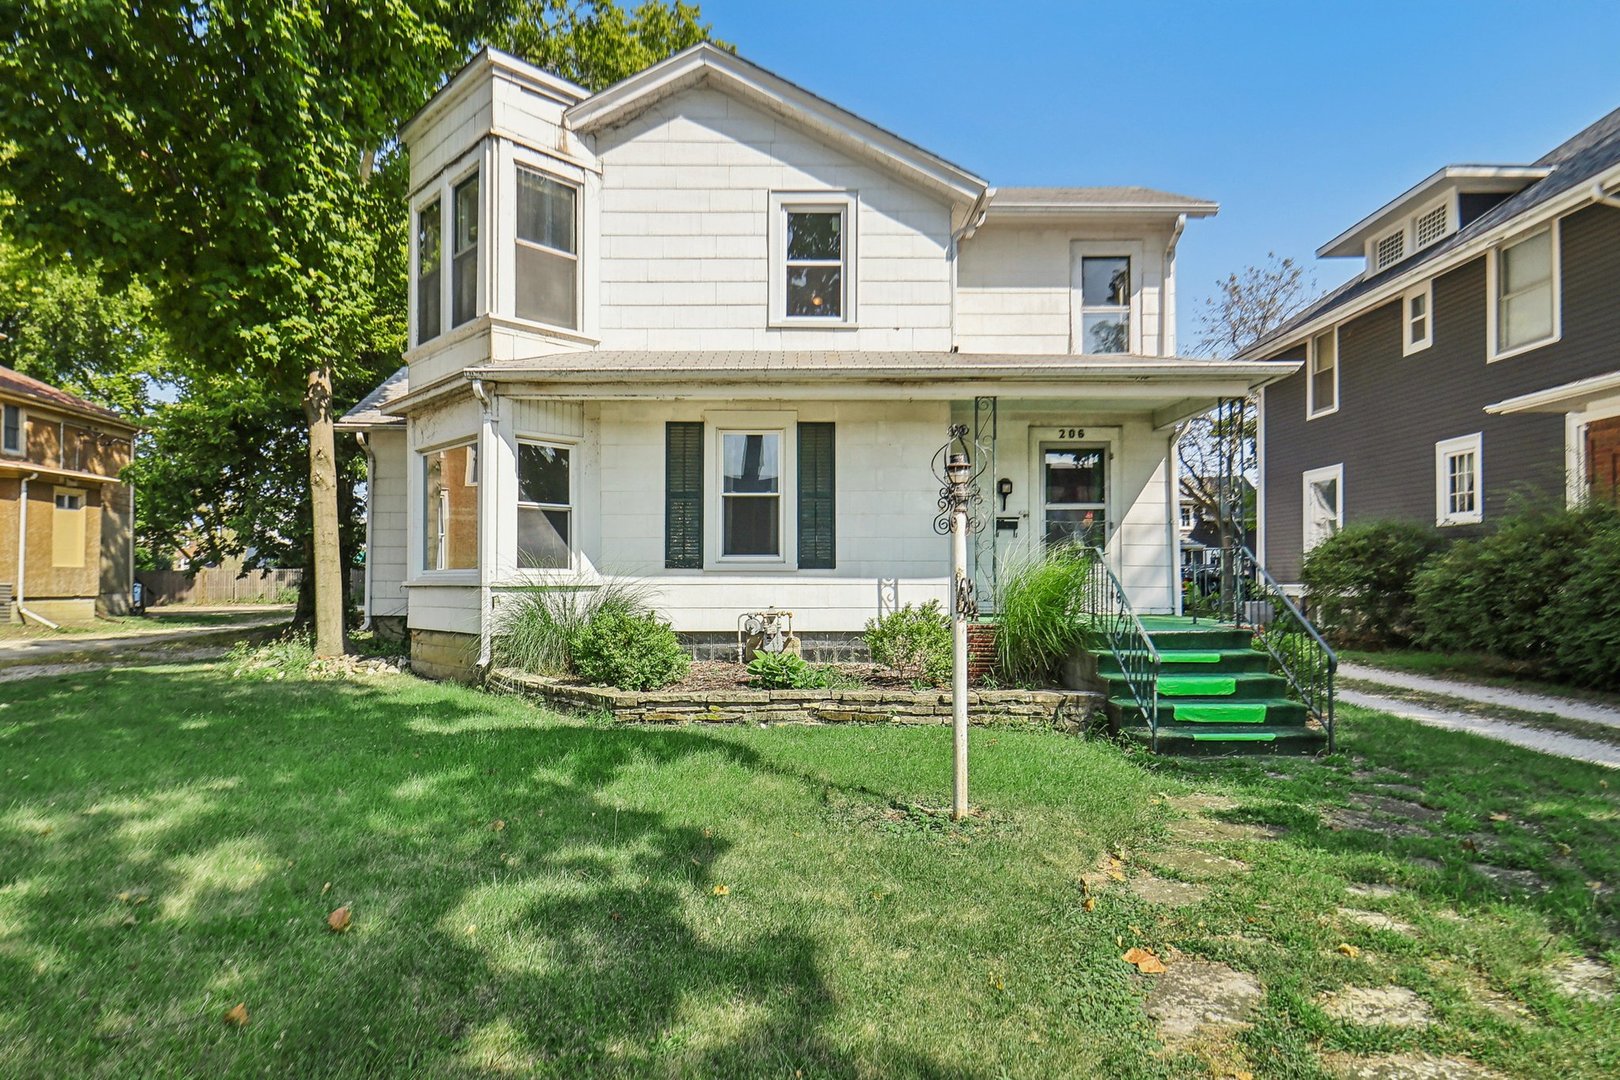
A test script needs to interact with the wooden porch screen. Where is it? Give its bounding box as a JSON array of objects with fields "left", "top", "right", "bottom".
[
  {"left": 797, "top": 422, "right": 836, "bottom": 569},
  {"left": 665, "top": 422, "right": 704, "bottom": 568}
]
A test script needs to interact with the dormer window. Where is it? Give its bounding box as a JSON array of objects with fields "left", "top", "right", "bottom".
[
  {"left": 769, "top": 192, "right": 856, "bottom": 326},
  {"left": 1373, "top": 229, "right": 1405, "bottom": 271},
  {"left": 1413, "top": 202, "right": 1448, "bottom": 249}
]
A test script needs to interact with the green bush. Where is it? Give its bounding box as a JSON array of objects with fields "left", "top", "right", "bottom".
[
  {"left": 1545, "top": 513, "right": 1620, "bottom": 688},
  {"left": 863, "top": 601, "right": 951, "bottom": 685},
  {"left": 571, "top": 609, "right": 691, "bottom": 691},
  {"left": 747, "top": 651, "right": 840, "bottom": 690},
  {"left": 1414, "top": 503, "right": 1615, "bottom": 660},
  {"left": 491, "top": 580, "right": 652, "bottom": 676},
  {"left": 996, "top": 543, "right": 1093, "bottom": 683},
  {"left": 1300, "top": 520, "right": 1444, "bottom": 647}
]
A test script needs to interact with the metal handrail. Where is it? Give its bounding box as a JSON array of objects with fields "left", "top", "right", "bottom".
[
  {"left": 1081, "top": 547, "right": 1163, "bottom": 751},
  {"left": 1224, "top": 543, "right": 1339, "bottom": 752}
]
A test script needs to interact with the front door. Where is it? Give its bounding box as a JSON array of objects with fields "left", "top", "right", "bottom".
[
  {"left": 1587, "top": 416, "right": 1620, "bottom": 506},
  {"left": 1041, "top": 445, "right": 1107, "bottom": 548}
]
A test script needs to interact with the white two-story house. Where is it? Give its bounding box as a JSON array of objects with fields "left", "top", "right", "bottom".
[{"left": 340, "top": 43, "right": 1297, "bottom": 679}]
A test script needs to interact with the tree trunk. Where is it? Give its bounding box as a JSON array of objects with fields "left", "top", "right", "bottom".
[{"left": 304, "top": 361, "right": 346, "bottom": 657}]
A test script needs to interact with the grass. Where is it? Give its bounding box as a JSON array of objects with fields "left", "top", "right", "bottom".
[
  {"left": 0, "top": 610, "right": 286, "bottom": 644},
  {"left": 1341, "top": 649, "right": 1620, "bottom": 710},
  {"left": 1, "top": 661, "right": 1617, "bottom": 1077}
]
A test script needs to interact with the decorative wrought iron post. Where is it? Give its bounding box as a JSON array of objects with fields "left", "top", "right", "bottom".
[{"left": 934, "top": 424, "right": 985, "bottom": 820}]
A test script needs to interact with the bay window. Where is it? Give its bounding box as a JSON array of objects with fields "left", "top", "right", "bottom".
[
  {"left": 416, "top": 200, "right": 441, "bottom": 344},
  {"left": 451, "top": 173, "right": 479, "bottom": 327},
  {"left": 515, "top": 167, "right": 578, "bottom": 329},
  {"left": 517, "top": 441, "right": 572, "bottom": 569},
  {"left": 423, "top": 443, "right": 478, "bottom": 571}
]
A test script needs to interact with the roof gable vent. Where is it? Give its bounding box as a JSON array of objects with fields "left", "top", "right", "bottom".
[
  {"left": 1414, "top": 203, "right": 1449, "bottom": 249},
  {"left": 1374, "top": 229, "right": 1406, "bottom": 271}
]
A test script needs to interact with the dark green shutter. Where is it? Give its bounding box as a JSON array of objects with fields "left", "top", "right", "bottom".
[
  {"left": 797, "top": 422, "right": 836, "bottom": 569},
  {"left": 665, "top": 422, "right": 704, "bottom": 568}
]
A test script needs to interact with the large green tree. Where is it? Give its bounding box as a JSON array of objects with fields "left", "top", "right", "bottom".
[{"left": 0, "top": 1, "right": 719, "bottom": 653}]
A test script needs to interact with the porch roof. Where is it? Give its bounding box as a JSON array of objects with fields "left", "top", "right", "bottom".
[{"left": 1483, "top": 370, "right": 1620, "bottom": 415}]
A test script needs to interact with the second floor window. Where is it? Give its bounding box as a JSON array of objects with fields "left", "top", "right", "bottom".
[
  {"left": 515, "top": 167, "right": 578, "bottom": 330},
  {"left": 1307, "top": 328, "right": 1338, "bottom": 418},
  {"left": 1079, "top": 256, "right": 1130, "bottom": 353},
  {"left": 452, "top": 173, "right": 479, "bottom": 327},
  {"left": 416, "top": 200, "right": 441, "bottom": 344},
  {"left": 2, "top": 403, "right": 20, "bottom": 455},
  {"left": 1493, "top": 227, "right": 1557, "bottom": 358},
  {"left": 785, "top": 211, "right": 843, "bottom": 318}
]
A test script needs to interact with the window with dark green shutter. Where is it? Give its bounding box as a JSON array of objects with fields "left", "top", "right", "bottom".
[
  {"left": 665, "top": 422, "right": 704, "bottom": 568},
  {"left": 797, "top": 422, "right": 835, "bottom": 569}
]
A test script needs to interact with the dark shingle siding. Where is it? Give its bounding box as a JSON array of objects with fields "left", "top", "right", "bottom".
[{"left": 1261, "top": 204, "right": 1620, "bottom": 580}]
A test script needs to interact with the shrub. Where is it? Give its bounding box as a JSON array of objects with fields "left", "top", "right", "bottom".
[
  {"left": 491, "top": 580, "right": 652, "bottom": 676},
  {"left": 571, "top": 609, "right": 691, "bottom": 690},
  {"left": 1545, "top": 512, "right": 1620, "bottom": 688},
  {"left": 747, "top": 651, "right": 839, "bottom": 690},
  {"left": 864, "top": 601, "right": 951, "bottom": 685},
  {"left": 1300, "top": 520, "right": 1444, "bottom": 647},
  {"left": 996, "top": 543, "right": 1093, "bottom": 683},
  {"left": 225, "top": 633, "right": 314, "bottom": 680},
  {"left": 1414, "top": 503, "right": 1616, "bottom": 660}
]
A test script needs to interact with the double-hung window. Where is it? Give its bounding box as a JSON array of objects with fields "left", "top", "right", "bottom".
[
  {"left": 1302, "top": 464, "right": 1343, "bottom": 553},
  {"left": 52, "top": 488, "right": 85, "bottom": 568},
  {"left": 416, "top": 200, "right": 441, "bottom": 344},
  {"left": 515, "top": 167, "right": 578, "bottom": 329},
  {"left": 720, "top": 431, "right": 782, "bottom": 557},
  {"left": 517, "top": 442, "right": 572, "bottom": 569},
  {"left": 1078, "top": 256, "right": 1131, "bottom": 354},
  {"left": 422, "top": 443, "right": 478, "bottom": 571},
  {"left": 451, "top": 173, "right": 480, "bottom": 327},
  {"left": 1403, "top": 282, "right": 1433, "bottom": 355},
  {"left": 1435, "top": 433, "right": 1483, "bottom": 526},
  {"left": 2, "top": 403, "right": 20, "bottom": 455},
  {"left": 1307, "top": 328, "right": 1338, "bottom": 418},
  {"left": 770, "top": 193, "right": 854, "bottom": 325},
  {"left": 1490, "top": 226, "right": 1558, "bottom": 359}
]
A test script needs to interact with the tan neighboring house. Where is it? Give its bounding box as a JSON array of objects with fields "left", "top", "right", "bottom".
[{"left": 0, "top": 365, "right": 138, "bottom": 625}]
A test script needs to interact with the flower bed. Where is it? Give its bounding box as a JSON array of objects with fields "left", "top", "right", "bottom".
[{"left": 488, "top": 668, "right": 1103, "bottom": 730}]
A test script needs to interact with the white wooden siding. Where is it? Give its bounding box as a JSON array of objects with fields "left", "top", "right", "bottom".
[{"left": 366, "top": 429, "right": 409, "bottom": 618}]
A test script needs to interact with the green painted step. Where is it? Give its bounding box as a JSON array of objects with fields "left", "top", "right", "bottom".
[
  {"left": 1191, "top": 731, "right": 1276, "bottom": 742},
  {"left": 1158, "top": 675, "right": 1236, "bottom": 697},
  {"left": 1107, "top": 697, "right": 1311, "bottom": 727},
  {"left": 1172, "top": 703, "right": 1269, "bottom": 724},
  {"left": 1159, "top": 650, "right": 1222, "bottom": 664}
]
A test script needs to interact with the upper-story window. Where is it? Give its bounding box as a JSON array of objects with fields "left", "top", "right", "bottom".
[
  {"left": 1079, "top": 256, "right": 1131, "bottom": 353},
  {"left": 1402, "top": 281, "right": 1433, "bottom": 355},
  {"left": 1368, "top": 200, "right": 1451, "bottom": 273},
  {"left": 451, "top": 173, "right": 480, "bottom": 327},
  {"left": 1307, "top": 328, "right": 1339, "bottom": 419},
  {"left": 416, "top": 200, "right": 442, "bottom": 344},
  {"left": 2, "top": 403, "right": 20, "bottom": 456},
  {"left": 770, "top": 192, "right": 856, "bottom": 326},
  {"left": 1489, "top": 225, "right": 1559, "bottom": 360},
  {"left": 515, "top": 167, "right": 579, "bottom": 330}
]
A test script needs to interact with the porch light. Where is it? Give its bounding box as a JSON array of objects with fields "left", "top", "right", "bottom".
[
  {"left": 930, "top": 424, "right": 986, "bottom": 821},
  {"left": 945, "top": 452, "right": 972, "bottom": 488}
]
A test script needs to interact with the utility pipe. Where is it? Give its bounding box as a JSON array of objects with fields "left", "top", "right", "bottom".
[
  {"left": 470, "top": 379, "right": 494, "bottom": 670},
  {"left": 15, "top": 471, "right": 59, "bottom": 630},
  {"left": 355, "top": 431, "right": 375, "bottom": 630}
]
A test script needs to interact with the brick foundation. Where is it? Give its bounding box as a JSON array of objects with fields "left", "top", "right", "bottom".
[{"left": 410, "top": 628, "right": 480, "bottom": 682}]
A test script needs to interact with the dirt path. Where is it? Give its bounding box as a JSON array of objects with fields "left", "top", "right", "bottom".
[
  {"left": 1337, "top": 661, "right": 1620, "bottom": 729},
  {"left": 0, "top": 610, "right": 290, "bottom": 669},
  {"left": 1338, "top": 686, "right": 1620, "bottom": 769}
]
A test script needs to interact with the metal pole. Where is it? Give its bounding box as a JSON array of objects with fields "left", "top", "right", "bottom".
[{"left": 952, "top": 502, "right": 969, "bottom": 820}]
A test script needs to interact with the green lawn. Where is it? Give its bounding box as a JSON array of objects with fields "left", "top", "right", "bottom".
[{"left": 1, "top": 662, "right": 1616, "bottom": 1077}]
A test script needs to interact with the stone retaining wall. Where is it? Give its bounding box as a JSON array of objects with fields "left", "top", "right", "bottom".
[{"left": 488, "top": 668, "right": 1103, "bottom": 730}]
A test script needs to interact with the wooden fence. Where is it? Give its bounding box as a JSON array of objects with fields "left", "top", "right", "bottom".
[{"left": 136, "top": 568, "right": 303, "bottom": 607}]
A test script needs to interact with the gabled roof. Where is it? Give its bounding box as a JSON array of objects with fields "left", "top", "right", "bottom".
[
  {"left": 1240, "top": 105, "right": 1620, "bottom": 360},
  {"left": 1315, "top": 165, "right": 1552, "bottom": 258},
  {"left": 0, "top": 364, "right": 132, "bottom": 428},
  {"left": 336, "top": 366, "right": 409, "bottom": 430},
  {"left": 986, "top": 186, "right": 1218, "bottom": 219},
  {"left": 565, "top": 43, "right": 988, "bottom": 205}
]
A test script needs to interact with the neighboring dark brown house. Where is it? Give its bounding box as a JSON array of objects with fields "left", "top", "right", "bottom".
[{"left": 1241, "top": 107, "right": 1620, "bottom": 582}]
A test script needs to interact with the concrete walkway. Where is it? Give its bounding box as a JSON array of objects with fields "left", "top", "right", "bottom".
[
  {"left": 0, "top": 609, "right": 290, "bottom": 667},
  {"left": 1339, "top": 663, "right": 1620, "bottom": 769},
  {"left": 1338, "top": 661, "right": 1620, "bottom": 729}
]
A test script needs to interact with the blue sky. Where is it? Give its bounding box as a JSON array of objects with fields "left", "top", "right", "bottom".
[{"left": 698, "top": 0, "right": 1620, "bottom": 349}]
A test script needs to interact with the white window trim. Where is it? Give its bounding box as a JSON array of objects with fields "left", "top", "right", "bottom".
[
  {"left": 1486, "top": 223, "right": 1561, "bottom": 362},
  {"left": 1435, "top": 432, "right": 1484, "bottom": 527},
  {"left": 417, "top": 438, "right": 480, "bottom": 577},
  {"left": 1402, "top": 280, "right": 1434, "bottom": 355},
  {"left": 705, "top": 412, "right": 797, "bottom": 568},
  {"left": 1301, "top": 463, "right": 1344, "bottom": 554},
  {"left": 514, "top": 437, "right": 578, "bottom": 574},
  {"left": 1, "top": 402, "right": 24, "bottom": 456},
  {"left": 448, "top": 162, "right": 484, "bottom": 331},
  {"left": 1069, "top": 241, "right": 1145, "bottom": 355},
  {"left": 1370, "top": 226, "right": 1406, "bottom": 272},
  {"left": 768, "top": 191, "right": 858, "bottom": 328},
  {"left": 507, "top": 152, "right": 584, "bottom": 336},
  {"left": 409, "top": 146, "right": 486, "bottom": 349},
  {"left": 1306, "top": 327, "right": 1340, "bottom": 420}
]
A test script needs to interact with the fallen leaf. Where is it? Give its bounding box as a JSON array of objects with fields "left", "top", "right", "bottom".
[
  {"left": 326, "top": 906, "right": 352, "bottom": 933},
  {"left": 1488, "top": 812, "right": 1509, "bottom": 822},
  {"left": 1461, "top": 838, "right": 1479, "bottom": 852},
  {"left": 321, "top": 882, "right": 332, "bottom": 895},
  {"left": 1122, "top": 947, "right": 1166, "bottom": 974},
  {"left": 1235, "top": 1072, "right": 1254, "bottom": 1080},
  {"left": 711, "top": 884, "right": 730, "bottom": 897},
  {"left": 465, "top": 924, "right": 477, "bottom": 936},
  {"left": 1557, "top": 843, "right": 1574, "bottom": 856},
  {"left": 1336, "top": 943, "right": 1360, "bottom": 958},
  {"left": 223, "top": 1002, "right": 249, "bottom": 1027},
  {"left": 1082, "top": 896, "right": 1097, "bottom": 913},
  {"left": 988, "top": 973, "right": 1005, "bottom": 990},
  {"left": 491, "top": 819, "right": 506, "bottom": 832}
]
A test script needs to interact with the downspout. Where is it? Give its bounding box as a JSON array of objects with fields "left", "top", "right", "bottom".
[
  {"left": 949, "top": 188, "right": 992, "bottom": 347},
  {"left": 470, "top": 378, "right": 494, "bottom": 670},
  {"left": 356, "top": 431, "right": 375, "bottom": 630},
  {"left": 1164, "top": 213, "right": 1186, "bottom": 355},
  {"left": 15, "top": 471, "right": 59, "bottom": 630}
]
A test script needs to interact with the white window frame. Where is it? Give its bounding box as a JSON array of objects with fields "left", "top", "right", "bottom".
[
  {"left": 1301, "top": 463, "right": 1344, "bottom": 554},
  {"left": 510, "top": 158, "right": 582, "bottom": 334},
  {"left": 514, "top": 437, "right": 577, "bottom": 573},
  {"left": 408, "top": 148, "right": 486, "bottom": 351},
  {"left": 1486, "top": 223, "right": 1561, "bottom": 362},
  {"left": 1435, "top": 432, "right": 1484, "bottom": 527},
  {"left": 418, "top": 438, "right": 480, "bottom": 576},
  {"left": 768, "top": 191, "right": 857, "bottom": 328},
  {"left": 1402, "top": 280, "right": 1433, "bottom": 355},
  {"left": 707, "top": 414, "right": 796, "bottom": 568},
  {"left": 1, "top": 402, "right": 23, "bottom": 456},
  {"left": 449, "top": 164, "right": 482, "bottom": 329},
  {"left": 1306, "top": 327, "right": 1340, "bottom": 419},
  {"left": 1069, "top": 241, "right": 1144, "bottom": 354}
]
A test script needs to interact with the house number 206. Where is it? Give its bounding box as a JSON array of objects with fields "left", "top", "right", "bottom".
[{"left": 1055, "top": 428, "right": 1086, "bottom": 439}]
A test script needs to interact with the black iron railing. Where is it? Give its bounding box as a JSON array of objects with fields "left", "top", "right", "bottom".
[
  {"left": 1219, "top": 544, "right": 1338, "bottom": 751},
  {"left": 1081, "top": 547, "right": 1162, "bottom": 751}
]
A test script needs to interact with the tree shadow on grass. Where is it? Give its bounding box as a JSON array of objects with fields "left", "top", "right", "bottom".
[{"left": 0, "top": 665, "right": 983, "bottom": 1078}]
